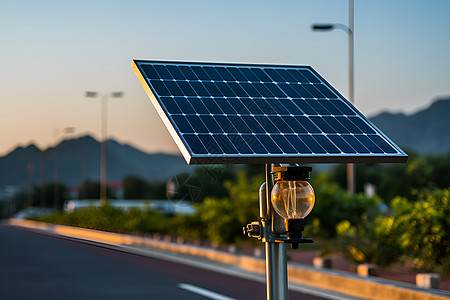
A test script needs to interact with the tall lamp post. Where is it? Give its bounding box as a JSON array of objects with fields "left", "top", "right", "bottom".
[
  {"left": 53, "top": 127, "right": 75, "bottom": 209},
  {"left": 85, "top": 91, "right": 123, "bottom": 204},
  {"left": 312, "top": 0, "right": 355, "bottom": 194}
]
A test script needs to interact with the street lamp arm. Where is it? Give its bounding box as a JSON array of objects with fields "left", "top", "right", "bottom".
[
  {"left": 311, "top": 24, "right": 334, "bottom": 30},
  {"left": 312, "top": 23, "right": 351, "bottom": 35}
]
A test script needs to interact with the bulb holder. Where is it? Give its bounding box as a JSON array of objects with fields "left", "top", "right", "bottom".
[
  {"left": 272, "top": 166, "right": 312, "bottom": 182},
  {"left": 285, "top": 218, "right": 304, "bottom": 236}
]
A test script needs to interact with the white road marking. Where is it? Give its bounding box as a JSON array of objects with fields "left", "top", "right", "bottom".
[{"left": 178, "top": 283, "right": 238, "bottom": 300}]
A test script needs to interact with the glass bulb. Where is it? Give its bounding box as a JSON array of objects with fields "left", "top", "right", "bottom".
[{"left": 271, "top": 180, "right": 315, "bottom": 219}]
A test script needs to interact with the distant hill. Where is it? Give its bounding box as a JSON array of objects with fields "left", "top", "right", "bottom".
[
  {"left": 369, "top": 97, "right": 450, "bottom": 155},
  {"left": 2, "top": 98, "right": 449, "bottom": 188},
  {"left": 0, "top": 136, "right": 191, "bottom": 187}
]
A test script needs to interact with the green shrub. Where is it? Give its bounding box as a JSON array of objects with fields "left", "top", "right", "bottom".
[
  {"left": 332, "top": 215, "right": 403, "bottom": 267},
  {"left": 35, "top": 205, "right": 168, "bottom": 235},
  {"left": 306, "top": 181, "right": 382, "bottom": 239},
  {"left": 389, "top": 189, "right": 450, "bottom": 276},
  {"left": 330, "top": 188, "right": 450, "bottom": 276},
  {"left": 195, "top": 172, "right": 262, "bottom": 245}
]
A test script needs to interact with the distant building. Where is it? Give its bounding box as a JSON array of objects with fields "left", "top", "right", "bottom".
[
  {"left": 107, "top": 181, "right": 123, "bottom": 199},
  {"left": 64, "top": 199, "right": 195, "bottom": 215}
]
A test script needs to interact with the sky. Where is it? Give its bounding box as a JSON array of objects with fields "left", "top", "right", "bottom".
[{"left": 1, "top": 0, "right": 449, "bottom": 156}]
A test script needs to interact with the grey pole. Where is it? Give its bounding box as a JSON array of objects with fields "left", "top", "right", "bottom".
[
  {"left": 100, "top": 94, "right": 107, "bottom": 205},
  {"left": 264, "top": 164, "right": 288, "bottom": 300},
  {"left": 279, "top": 243, "right": 288, "bottom": 298},
  {"left": 86, "top": 92, "right": 123, "bottom": 205},
  {"left": 311, "top": 0, "right": 355, "bottom": 195},
  {"left": 346, "top": 0, "right": 355, "bottom": 195}
]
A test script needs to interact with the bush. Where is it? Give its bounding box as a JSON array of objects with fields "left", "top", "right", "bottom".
[
  {"left": 306, "top": 180, "right": 383, "bottom": 239},
  {"left": 389, "top": 189, "right": 450, "bottom": 276},
  {"left": 332, "top": 215, "right": 403, "bottom": 267},
  {"left": 194, "top": 171, "right": 262, "bottom": 245},
  {"left": 330, "top": 188, "right": 450, "bottom": 276},
  {"left": 36, "top": 205, "right": 169, "bottom": 235}
]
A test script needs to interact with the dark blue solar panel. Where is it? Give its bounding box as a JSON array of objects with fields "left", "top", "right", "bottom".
[{"left": 133, "top": 60, "right": 408, "bottom": 164}]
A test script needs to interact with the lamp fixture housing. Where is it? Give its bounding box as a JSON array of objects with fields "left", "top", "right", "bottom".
[{"left": 271, "top": 166, "right": 315, "bottom": 220}]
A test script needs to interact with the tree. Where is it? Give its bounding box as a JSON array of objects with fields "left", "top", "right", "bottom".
[
  {"left": 305, "top": 180, "right": 382, "bottom": 239},
  {"left": 146, "top": 181, "right": 167, "bottom": 199},
  {"left": 180, "top": 171, "right": 262, "bottom": 245},
  {"left": 332, "top": 215, "right": 403, "bottom": 267},
  {"left": 389, "top": 189, "right": 450, "bottom": 276},
  {"left": 31, "top": 183, "right": 68, "bottom": 209},
  {"left": 123, "top": 175, "right": 148, "bottom": 199},
  {"left": 77, "top": 181, "right": 115, "bottom": 199},
  {"left": 330, "top": 188, "right": 450, "bottom": 275}
]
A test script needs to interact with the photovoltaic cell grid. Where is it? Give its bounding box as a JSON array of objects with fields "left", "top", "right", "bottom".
[{"left": 132, "top": 60, "right": 407, "bottom": 164}]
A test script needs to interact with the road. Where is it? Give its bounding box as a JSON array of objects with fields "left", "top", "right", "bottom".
[{"left": 0, "top": 225, "right": 328, "bottom": 300}]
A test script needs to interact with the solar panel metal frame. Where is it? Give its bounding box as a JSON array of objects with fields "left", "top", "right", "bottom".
[{"left": 132, "top": 59, "right": 408, "bottom": 165}]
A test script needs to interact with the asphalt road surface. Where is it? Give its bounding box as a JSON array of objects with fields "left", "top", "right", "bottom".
[{"left": 0, "top": 225, "right": 328, "bottom": 300}]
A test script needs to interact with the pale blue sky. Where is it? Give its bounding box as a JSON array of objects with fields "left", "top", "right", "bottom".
[{"left": 1, "top": 0, "right": 449, "bottom": 156}]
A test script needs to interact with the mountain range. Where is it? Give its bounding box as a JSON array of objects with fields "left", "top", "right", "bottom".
[
  {"left": 369, "top": 97, "right": 450, "bottom": 155},
  {"left": 1, "top": 97, "right": 449, "bottom": 188},
  {"left": 0, "top": 136, "right": 191, "bottom": 188}
]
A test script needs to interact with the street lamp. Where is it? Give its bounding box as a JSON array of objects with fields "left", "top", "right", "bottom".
[
  {"left": 244, "top": 165, "right": 314, "bottom": 246},
  {"left": 85, "top": 91, "right": 124, "bottom": 204},
  {"left": 271, "top": 166, "right": 315, "bottom": 241},
  {"left": 244, "top": 164, "right": 314, "bottom": 299},
  {"left": 312, "top": 0, "right": 355, "bottom": 194}
]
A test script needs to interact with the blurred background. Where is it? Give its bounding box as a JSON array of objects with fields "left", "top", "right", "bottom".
[{"left": 1, "top": 0, "right": 449, "bottom": 286}]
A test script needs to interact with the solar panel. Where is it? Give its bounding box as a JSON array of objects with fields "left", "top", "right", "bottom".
[{"left": 132, "top": 60, "right": 407, "bottom": 164}]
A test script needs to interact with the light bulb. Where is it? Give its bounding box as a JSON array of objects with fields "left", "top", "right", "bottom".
[{"left": 271, "top": 180, "right": 315, "bottom": 219}]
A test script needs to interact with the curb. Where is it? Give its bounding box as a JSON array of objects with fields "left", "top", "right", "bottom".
[{"left": 7, "top": 219, "right": 450, "bottom": 300}]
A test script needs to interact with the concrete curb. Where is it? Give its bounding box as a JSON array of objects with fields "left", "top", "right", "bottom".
[{"left": 7, "top": 219, "right": 450, "bottom": 300}]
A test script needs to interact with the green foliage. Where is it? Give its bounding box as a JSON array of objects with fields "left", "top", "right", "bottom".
[
  {"left": 193, "top": 171, "right": 262, "bottom": 245},
  {"left": 123, "top": 176, "right": 148, "bottom": 199},
  {"left": 29, "top": 155, "right": 450, "bottom": 277},
  {"left": 332, "top": 215, "right": 403, "bottom": 267},
  {"left": 171, "top": 213, "right": 206, "bottom": 240},
  {"left": 389, "top": 189, "right": 450, "bottom": 276},
  {"left": 77, "top": 181, "right": 100, "bottom": 199},
  {"left": 193, "top": 165, "right": 236, "bottom": 199},
  {"left": 123, "top": 175, "right": 166, "bottom": 199},
  {"left": 37, "top": 205, "right": 168, "bottom": 234},
  {"left": 327, "top": 151, "right": 450, "bottom": 202},
  {"left": 77, "top": 180, "right": 115, "bottom": 199},
  {"left": 306, "top": 181, "right": 382, "bottom": 239},
  {"left": 169, "top": 166, "right": 235, "bottom": 203},
  {"left": 146, "top": 181, "right": 167, "bottom": 199},
  {"left": 122, "top": 166, "right": 235, "bottom": 201},
  {"left": 331, "top": 188, "right": 450, "bottom": 275},
  {"left": 34, "top": 171, "right": 262, "bottom": 245},
  {"left": 32, "top": 182, "right": 69, "bottom": 209}
]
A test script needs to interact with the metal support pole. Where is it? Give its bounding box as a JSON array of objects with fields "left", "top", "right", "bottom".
[
  {"left": 54, "top": 150, "right": 59, "bottom": 209},
  {"left": 347, "top": 163, "right": 355, "bottom": 195},
  {"left": 266, "top": 242, "right": 279, "bottom": 299},
  {"left": 279, "top": 243, "right": 288, "bottom": 298},
  {"left": 347, "top": 0, "right": 355, "bottom": 195},
  {"left": 86, "top": 91, "right": 122, "bottom": 204},
  {"left": 264, "top": 164, "right": 288, "bottom": 300},
  {"left": 100, "top": 95, "right": 107, "bottom": 205}
]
